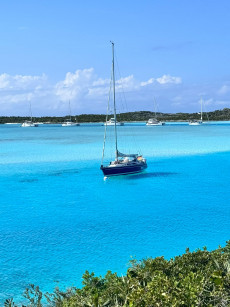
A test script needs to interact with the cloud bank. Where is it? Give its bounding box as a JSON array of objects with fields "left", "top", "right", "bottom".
[{"left": 0, "top": 68, "right": 230, "bottom": 116}]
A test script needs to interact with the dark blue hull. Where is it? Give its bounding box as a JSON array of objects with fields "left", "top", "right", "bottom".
[{"left": 100, "top": 163, "right": 147, "bottom": 177}]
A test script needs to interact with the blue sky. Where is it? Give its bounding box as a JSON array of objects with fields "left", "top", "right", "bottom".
[{"left": 1, "top": 0, "right": 230, "bottom": 116}]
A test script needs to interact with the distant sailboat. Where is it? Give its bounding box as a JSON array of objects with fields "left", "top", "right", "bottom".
[
  {"left": 189, "top": 98, "right": 203, "bottom": 125},
  {"left": 21, "top": 101, "right": 38, "bottom": 127},
  {"left": 104, "top": 117, "right": 124, "bottom": 126},
  {"left": 62, "top": 101, "right": 80, "bottom": 126},
  {"left": 100, "top": 42, "right": 147, "bottom": 177},
  {"left": 146, "top": 97, "right": 165, "bottom": 126}
]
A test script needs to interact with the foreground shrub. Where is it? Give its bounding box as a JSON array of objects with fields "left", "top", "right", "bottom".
[{"left": 5, "top": 241, "right": 230, "bottom": 306}]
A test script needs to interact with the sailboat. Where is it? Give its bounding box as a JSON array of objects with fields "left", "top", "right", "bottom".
[
  {"left": 146, "top": 97, "right": 165, "bottom": 126},
  {"left": 62, "top": 101, "right": 80, "bottom": 126},
  {"left": 104, "top": 117, "right": 124, "bottom": 126},
  {"left": 100, "top": 42, "right": 147, "bottom": 177},
  {"left": 189, "top": 98, "right": 203, "bottom": 125},
  {"left": 21, "top": 101, "right": 38, "bottom": 127}
]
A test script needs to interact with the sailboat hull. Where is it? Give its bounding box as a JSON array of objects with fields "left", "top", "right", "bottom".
[
  {"left": 21, "top": 122, "right": 38, "bottom": 127},
  {"left": 62, "top": 123, "right": 80, "bottom": 126},
  {"left": 101, "top": 162, "right": 147, "bottom": 177},
  {"left": 189, "top": 121, "right": 202, "bottom": 125},
  {"left": 146, "top": 122, "right": 165, "bottom": 126}
]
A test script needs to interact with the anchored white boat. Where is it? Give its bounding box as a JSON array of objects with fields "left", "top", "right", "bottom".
[
  {"left": 22, "top": 121, "right": 38, "bottom": 127},
  {"left": 146, "top": 118, "right": 165, "bottom": 126},
  {"left": 189, "top": 99, "right": 203, "bottom": 125},
  {"left": 62, "top": 120, "right": 79, "bottom": 127},
  {"left": 21, "top": 101, "right": 38, "bottom": 127},
  {"left": 189, "top": 120, "right": 202, "bottom": 126},
  {"left": 62, "top": 101, "right": 80, "bottom": 126},
  {"left": 104, "top": 117, "right": 124, "bottom": 126},
  {"left": 146, "top": 98, "right": 165, "bottom": 126}
]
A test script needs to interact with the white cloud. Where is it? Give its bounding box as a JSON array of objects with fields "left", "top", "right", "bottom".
[
  {"left": 156, "top": 74, "right": 182, "bottom": 85},
  {"left": 141, "top": 75, "right": 182, "bottom": 87},
  {"left": 0, "top": 73, "right": 47, "bottom": 90},
  {"left": 55, "top": 71, "right": 139, "bottom": 103},
  {"left": 88, "top": 86, "right": 109, "bottom": 97},
  {"left": 93, "top": 78, "right": 110, "bottom": 86},
  {"left": 140, "top": 78, "right": 154, "bottom": 86},
  {"left": 2, "top": 69, "right": 230, "bottom": 116},
  {"left": 55, "top": 68, "right": 96, "bottom": 102},
  {"left": 0, "top": 74, "right": 10, "bottom": 89},
  {"left": 0, "top": 72, "right": 48, "bottom": 112},
  {"left": 116, "top": 75, "right": 138, "bottom": 90}
]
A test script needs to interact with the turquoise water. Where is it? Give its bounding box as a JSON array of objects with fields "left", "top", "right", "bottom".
[{"left": 0, "top": 122, "right": 230, "bottom": 302}]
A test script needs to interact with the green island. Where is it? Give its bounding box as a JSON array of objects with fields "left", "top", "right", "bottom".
[
  {"left": 5, "top": 241, "right": 230, "bottom": 306},
  {"left": 1, "top": 108, "right": 230, "bottom": 124}
]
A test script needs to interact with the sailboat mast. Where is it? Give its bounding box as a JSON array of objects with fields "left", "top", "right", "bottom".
[
  {"left": 69, "top": 100, "right": 72, "bottom": 121},
  {"left": 29, "top": 100, "right": 33, "bottom": 122},
  {"left": 201, "top": 98, "right": 203, "bottom": 121},
  {"left": 154, "top": 97, "right": 157, "bottom": 117},
  {"left": 111, "top": 41, "right": 118, "bottom": 161}
]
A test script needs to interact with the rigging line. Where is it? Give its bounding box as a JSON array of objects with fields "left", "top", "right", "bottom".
[
  {"left": 101, "top": 67, "right": 113, "bottom": 166},
  {"left": 114, "top": 51, "right": 129, "bottom": 114},
  {"left": 114, "top": 51, "right": 141, "bottom": 155},
  {"left": 202, "top": 99, "right": 209, "bottom": 122},
  {"left": 154, "top": 97, "right": 160, "bottom": 117},
  {"left": 111, "top": 42, "right": 118, "bottom": 161},
  {"left": 29, "top": 100, "right": 33, "bottom": 122},
  {"left": 69, "top": 100, "right": 72, "bottom": 121}
]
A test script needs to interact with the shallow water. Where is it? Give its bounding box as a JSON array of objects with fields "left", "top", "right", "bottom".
[{"left": 0, "top": 122, "right": 230, "bottom": 302}]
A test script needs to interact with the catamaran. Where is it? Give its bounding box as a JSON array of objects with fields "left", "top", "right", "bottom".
[
  {"left": 100, "top": 42, "right": 147, "bottom": 177},
  {"left": 189, "top": 98, "right": 203, "bottom": 125}
]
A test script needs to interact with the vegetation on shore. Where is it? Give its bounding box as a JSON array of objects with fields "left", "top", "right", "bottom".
[
  {"left": 5, "top": 241, "right": 230, "bottom": 306},
  {"left": 1, "top": 108, "right": 230, "bottom": 124}
]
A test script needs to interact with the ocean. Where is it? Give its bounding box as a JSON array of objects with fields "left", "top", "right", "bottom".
[{"left": 0, "top": 122, "right": 230, "bottom": 303}]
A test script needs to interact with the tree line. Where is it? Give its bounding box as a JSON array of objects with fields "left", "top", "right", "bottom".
[{"left": 1, "top": 108, "right": 230, "bottom": 124}]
